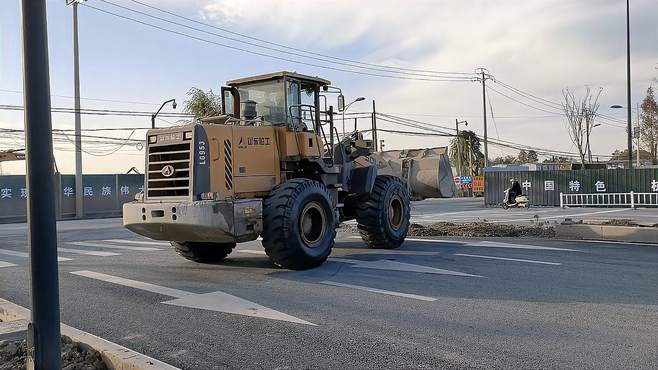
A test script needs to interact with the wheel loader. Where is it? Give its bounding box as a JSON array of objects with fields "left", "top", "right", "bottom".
[{"left": 123, "top": 71, "right": 411, "bottom": 270}]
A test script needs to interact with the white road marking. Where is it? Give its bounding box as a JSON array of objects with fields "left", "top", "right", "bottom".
[
  {"left": 234, "top": 249, "right": 267, "bottom": 255},
  {"left": 454, "top": 253, "right": 561, "bottom": 265},
  {"left": 330, "top": 257, "right": 483, "bottom": 277},
  {"left": 488, "top": 208, "right": 629, "bottom": 224},
  {"left": 0, "top": 248, "right": 72, "bottom": 262},
  {"left": 58, "top": 248, "right": 120, "bottom": 257},
  {"left": 402, "top": 238, "right": 580, "bottom": 252},
  {"left": 0, "top": 261, "right": 17, "bottom": 268},
  {"left": 104, "top": 239, "right": 170, "bottom": 246},
  {"left": 71, "top": 270, "right": 193, "bottom": 298},
  {"left": 68, "top": 241, "right": 160, "bottom": 252},
  {"left": 320, "top": 281, "right": 437, "bottom": 302},
  {"left": 71, "top": 270, "right": 315, "bottom": 325}
]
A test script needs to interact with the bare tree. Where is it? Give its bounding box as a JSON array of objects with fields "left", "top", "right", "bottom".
[{"left": 562, "top": 87, "right": 602, "bottom": 165}]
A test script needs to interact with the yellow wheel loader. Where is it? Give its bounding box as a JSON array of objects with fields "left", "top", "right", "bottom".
[{"left": 123, "top": 72, "right": 411, "bottom": 270}]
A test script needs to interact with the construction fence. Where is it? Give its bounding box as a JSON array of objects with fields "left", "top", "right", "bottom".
[
  {"left": 0, "top": 174, "right": 143, "bottom": 223},
  {"left": 484, "top": 168, "right": 658, "bottom": 207}
]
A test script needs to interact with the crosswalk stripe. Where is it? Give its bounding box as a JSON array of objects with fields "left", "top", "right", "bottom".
[
  {"left": 0, "top": 248, "right": 72, "bottom": 262},
  {"left": 68, "top": 241, "right": 160, "bottom": 252},
  {"left": 103, "top": 239, "right": 170, "bottom": 246},
  {"left": 0, "top": 261, "right": 17, "bottom": 268},
  {"left": 57, "top": 248, "right": 120, "bottom": 257},
  {"left": 320, "top": 281, "right": 436, "bottom": 302}
]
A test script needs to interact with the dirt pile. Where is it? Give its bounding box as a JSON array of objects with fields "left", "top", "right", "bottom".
[
  {"left": 408, "top": 222, "right": 555, "bottom": 238},
  {"left": 0, "top": 336, "right": 108, "bottom": 370}
]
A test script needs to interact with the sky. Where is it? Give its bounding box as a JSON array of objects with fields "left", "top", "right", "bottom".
[{"left": 1, "top": 0, "right": 657, "bottom": 174}]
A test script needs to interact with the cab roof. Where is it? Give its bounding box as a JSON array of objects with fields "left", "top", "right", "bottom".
[{"left": 227, "top": 71, "right": 331, "bottom": 87}]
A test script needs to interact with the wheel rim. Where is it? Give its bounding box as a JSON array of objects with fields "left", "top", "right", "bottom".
[
  {"left": 299, "top": 201, "right": 327, "bottom": 247},
  {"left": 388, "top": 195, "right": 404, "bottom": 230}
]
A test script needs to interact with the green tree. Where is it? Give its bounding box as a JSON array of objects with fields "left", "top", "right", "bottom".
[
  {"left": 640, "top": 86, "right": 658, "bottom": 163},
  {"left": 490, "top": 155, "right": 518, "bottom": 165},
  {"left": 183, "top": 87, "right": 223, "bottom": 120},
  {"left": 449, "top": 130, "right": 485, "bottom": 175}
]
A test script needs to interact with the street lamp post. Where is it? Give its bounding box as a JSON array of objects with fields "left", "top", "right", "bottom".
[
  {"left": 625, "top": 0, "right": 633, "bottom": 168},
  {"left": 152, "top": 99, "right": 177, "bottom": 129},
  {"left": 342, "top": 97, "right": 365, "bottom": 137},
  {"left": 455, "top": 119, "right": 468, "bottom": 175}
]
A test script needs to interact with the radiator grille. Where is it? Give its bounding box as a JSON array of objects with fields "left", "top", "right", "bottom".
[
  {"left": 147, "top": 141, "right": 192, "bottom": 199},
  {"left": 223, "top": 139, "right": 233, "bottom": 190}
]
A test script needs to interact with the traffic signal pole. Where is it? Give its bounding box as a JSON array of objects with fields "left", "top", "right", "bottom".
[{"left": 20, "top": 0, "right": 62, "bottom": 368}]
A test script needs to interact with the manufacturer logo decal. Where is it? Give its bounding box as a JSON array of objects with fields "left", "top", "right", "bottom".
[
  {"left": 238, "top": 136, "right": 271, "bottom": 148},
  {"left": 161, "top": 165, "right": 176, "bottom": 177}
]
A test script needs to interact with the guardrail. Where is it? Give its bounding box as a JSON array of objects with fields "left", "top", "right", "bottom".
[{"left": 560, "top": 191, "right": 658, "bottom": 209}]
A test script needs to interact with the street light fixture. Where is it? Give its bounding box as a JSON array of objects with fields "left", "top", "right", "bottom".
[
  {"left": 152, "top": 99, "right": 177, "bottom": 129},
  {"left": 342, "top": 97, "right": 365, "bottom": 137}
]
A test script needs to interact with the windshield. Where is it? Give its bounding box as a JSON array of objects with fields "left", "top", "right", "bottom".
[{"left": 237, "top": 80, "right": 286, "bottom": 124}]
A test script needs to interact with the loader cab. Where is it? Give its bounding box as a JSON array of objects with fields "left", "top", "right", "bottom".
[{"left": 221, "top": 71, "right": 330, "bottom": 133}]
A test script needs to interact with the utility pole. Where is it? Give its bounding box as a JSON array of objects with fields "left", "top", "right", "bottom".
[
  {"left": 68, "top": 0, "right": 83, "bottom": 218},
  {"left": 371, "top": 100, "right": 378, "bottom": 151},
  {"left": 626, "top": 0, "right": 633, "bottom": 169},
  {"left": 455, "top": 119, "right": 462, "bottom": 175},
  {"left": 636, "top": 103, "right": 641, "bottom": 167},
  {"left": 476, "top": 68, "right": 490, "bottom": 168},
  {"left": 21, "top": 0, "right": 62, "bottom": 368}
]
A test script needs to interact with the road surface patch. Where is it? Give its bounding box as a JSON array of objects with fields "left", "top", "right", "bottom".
[
  {"left": 454, "top": 253, "right": 561, "bottom": 265},
  {"left": 70, "top": 270, "right": 315, "bottom": 326},
  {"left": 330, "top": 257, "right": 483, "bottom": 277},
  {"left": 320, "top": 281, "right": 437, "bottom": 301},
  {"left": 0, "top": 248, "right": 72, "bottom": 262},
  {"left": 68, "top": 241, "right": 161, "bottom": 252}
]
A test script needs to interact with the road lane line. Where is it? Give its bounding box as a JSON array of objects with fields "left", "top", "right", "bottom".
[
  {"left": 68, "top": 241, "right": 160, "bottom": 251},
  {"left": 320, "top": 281, "right": 437, "bottom": 301},
  {"left": 104, "top": 239, "right": 170, "bottom": 246},
  {"left": 402, "top": 238, "right": 580, "bottom": 252},
  {"left": 234, "top": 249, "right": 267, "bottom": 255},
  {"left": 454, "top": 253, "right": 561, "bottom": 265},
  {"left": 57, "top": 248, "right": 120, "bottom": 257},
  {"left": 0, "top": 248, "right": 72, "bottom": 262},
  {"left": 0, "top": 261, "right": 17, "bottom": 268},
  {"left": 70, "top": 270, "right": 315, "bottom": 325},
  {"left": 488, "top": 208, "right": 629, "bottom": 224},
  {"left": 329, "top": 257, "right": 483, "bottom": 277},
  {"left": 71, "top": 270, "right": 192, "bottom": 298}
]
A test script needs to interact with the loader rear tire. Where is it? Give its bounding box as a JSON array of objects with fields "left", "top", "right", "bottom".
[
  {"left": 262, "top": 179, "right": 336, "bottom": 270},
  {"left": 355, "top": 175, "right": 410, "bottom": 249},
  {"left": 172, "top": 241, "right": 235, "bottom": 263}
]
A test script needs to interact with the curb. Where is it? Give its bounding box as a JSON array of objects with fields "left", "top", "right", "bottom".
[
  {"left": 554, "top": 224, "right": 658, "bottom": 245},
  {"left": 0, "top": 298, "right": 180, "bottom": 370}
]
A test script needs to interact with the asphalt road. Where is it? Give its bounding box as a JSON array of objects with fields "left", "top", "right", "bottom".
[
  {"left": 1, "top": 218, "right": 657, "bottom": 369},
  {"left": 412, "top": 197, "right": 658, "bottom": 225}
]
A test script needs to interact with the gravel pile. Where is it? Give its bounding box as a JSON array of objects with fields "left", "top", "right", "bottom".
[
  {"left": 340, "top": 222, "right": 554, "bottom": 238},
  {"left": 0, "top": 336, "right": 108, "bottom": 370},
  {"left": 407, "top": 222, "right": 555, "bottom": 238}
]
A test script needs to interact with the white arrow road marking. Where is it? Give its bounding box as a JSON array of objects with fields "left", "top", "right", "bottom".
[
  {"left": 403, "top": 238, "right": 580, "bottom": 252},
  {"left": 0, "top": 248, "right": 72, "bottom": 262},
  {"left": 330, "top": 258, "right": 483, "bottom": 277},
  {"left": 104, "top": 239, "right": 170, "bottom": 246},
  {"left": 68, "top": 241, "right": 160, "bottom": 252},
  {"left": 0, "top": 261, "right": 17, "bottom": 268},
  {"left": 320, "top": 281, "right": 437, "bottom": 302},
  {"left": 454, "top": 253, "right": 561, "bottom": 266},
  {"left": 71, "top": 270, "right": 315, "bottom": 326},
  {"left": 58, "top": 247, "right": 120, "bottom": 257}
]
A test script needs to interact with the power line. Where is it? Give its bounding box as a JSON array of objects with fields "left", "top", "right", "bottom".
[
  {"left": 0, "top": 104, "right": 190, "bottom": 118},
  {"left": 126, "top": 0, "right": 477, "bottom": 78},
  {"left": 0, "top": 88, "right": 158, "bottom": 106},
  {"left": 81, "top": 3, "right": 476, "bottom": 83}
]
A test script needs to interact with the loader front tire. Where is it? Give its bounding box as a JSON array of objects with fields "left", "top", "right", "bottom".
[
  {"left": 355, "top": 175, "right": 410, "bottom": 249},
  {"left": 172, "top": 241, "right": 235, "bottom": 263},
  {"left": 262, "top": 179, "right": 336, "bottom": 270}
]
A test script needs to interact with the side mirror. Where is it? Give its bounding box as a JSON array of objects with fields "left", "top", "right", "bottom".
[{"left": 337, "top": 94, "right": 345, "bottom": 112}]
